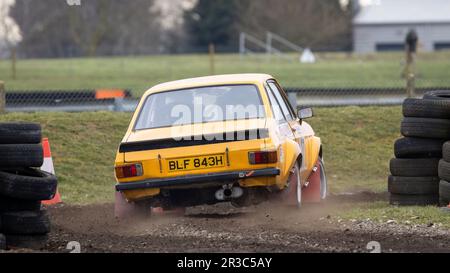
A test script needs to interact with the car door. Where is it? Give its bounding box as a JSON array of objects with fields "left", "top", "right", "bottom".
[
  {"left": 264, "top": 81, "right": 295, "bottom": 143},
  {"left": 266, "top": 80, "right": 300, "bottom": 136},
  {"left": 266, "top": 80, "right": 315, "bottom": 179},
  {"left": 263, "top": 82, "right": 297, "bottom": 186}
]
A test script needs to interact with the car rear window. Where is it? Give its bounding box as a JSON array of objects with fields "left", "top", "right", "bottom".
[{"left": 134, "top": 84, "right": 265, "bottom": 130}]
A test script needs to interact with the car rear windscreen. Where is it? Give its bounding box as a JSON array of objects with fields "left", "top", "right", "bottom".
[{"left": 134, "top": 84, "right": 265, "bottom": 130}]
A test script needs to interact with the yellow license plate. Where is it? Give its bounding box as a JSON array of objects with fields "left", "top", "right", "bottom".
[{"left": 167, "top": 154, "right": 225, "bottom": 172}]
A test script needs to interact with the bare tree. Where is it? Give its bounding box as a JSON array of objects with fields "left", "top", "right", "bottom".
[
  {"left": 237, "top": 0, "right": 352, "bottom": 51},
  {"left": 0, "top": 0, "right": 21, "bottom": 78},
  {"left": 10, "top": 0, "right": 163, "bottom": 58}
]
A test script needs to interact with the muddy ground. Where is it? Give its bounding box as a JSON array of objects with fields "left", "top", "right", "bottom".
[{"left": 33, "top": 192, "right": 450, "bottom": 253}]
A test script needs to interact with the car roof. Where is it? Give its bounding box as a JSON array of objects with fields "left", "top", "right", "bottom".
[{"left": 144, "top": 73, "right": 274, "bottom": 95}]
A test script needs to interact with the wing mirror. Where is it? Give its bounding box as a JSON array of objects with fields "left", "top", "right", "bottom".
[{"left": 297, "top": 107, "right": 313, "bottom": 120}]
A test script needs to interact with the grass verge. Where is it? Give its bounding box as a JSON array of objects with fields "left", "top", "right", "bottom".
[
  {"left": 338, "top": 202, "right": 450, "bottom": 229},
  {"left": 1, "top": 52, "right": 450, "bottom": 96}
]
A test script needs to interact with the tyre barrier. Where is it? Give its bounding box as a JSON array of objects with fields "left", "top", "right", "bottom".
[
  {"left": 389, "top": 90, "right": 450, "bottom": 206},
  {"left": 439, "top": 147, "right": 450, "bottom": 206},
  {"left": 0, "top": 122, "right": 58, "bottom": 250}
]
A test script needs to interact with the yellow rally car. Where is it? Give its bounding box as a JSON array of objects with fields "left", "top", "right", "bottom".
[{"left": 114, "top": 74, "right": 326, "bottom": 215}]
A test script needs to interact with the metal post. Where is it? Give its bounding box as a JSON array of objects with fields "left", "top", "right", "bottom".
[{"left": 0, "top": 81, "right": 5, "bottom": 114}]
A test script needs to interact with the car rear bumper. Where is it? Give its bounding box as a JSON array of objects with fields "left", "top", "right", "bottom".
[{"left": 115, "top": 168, "right": 280, "bottom": 192}]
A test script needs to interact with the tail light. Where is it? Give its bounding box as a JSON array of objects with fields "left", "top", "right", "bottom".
[
  {"left": 248, "top": 151, "right": 278, "bottom": 164},
  {"left": 115, "top": 163, "right": 143, "bottom": 179}
]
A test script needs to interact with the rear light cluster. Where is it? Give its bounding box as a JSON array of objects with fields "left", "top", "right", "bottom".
[
  {"left": 115, "top": 163, "right": 143, "bottom": 179},
  {"left": 248, "top": 151, "right": 278, "bottom": 164}
]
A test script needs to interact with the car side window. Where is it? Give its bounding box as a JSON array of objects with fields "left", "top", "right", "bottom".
[
  {"left": 273, "top": 81, "right": 297, "bottom": 119},
  {"left": 265, "top": 84, "right": 286, "bottom": 123},
  {"left": 267, "top": 81, "right": 294, "bottom": 121}
]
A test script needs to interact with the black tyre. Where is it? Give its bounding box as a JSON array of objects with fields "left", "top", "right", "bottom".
[
  {"left": 423, "top": 90, "right": 450, "bottom": 100},
  {"left": 6, "top": 234, "right": 48, "bottom": 250},
  {"left": 403, "top": 98, "right": 450, "bottom": 119},
  {"left": 443, "top": 141, "right": 450, "bottom": 162},
  {"left": 0, "top": 234, "right": 5, "bottom": 250},
  {"left": 0, "top": 123, "right": 41, "bottom": 144},
  {"left": 1, "top": 210, "right": 50, "bottom": 235},
  {"left": 394, "top": 137, "right": 444, "bottom": 158},
  {"left": 0, "top": 169, "right": 57, "bottom": 201},
  {"left": 0, "top": 144, "right": 43, "bottom": 168},
  {"left": 389, "top": 193, "right": 439, "bottom": 206},
  {"left": 388, "top": 176, "right": 439, "bottom": 195},
  {"left": 390, "top": 158, "right": 440, "bottom": 177},
  {"left": 401, "top": 117, "right": 450, "bottom": 139},
  {"left": 439, "top": 180, "right": 450, "bottom": 206},
  {"left": 0, "top": 196, "right": 41, "bottom": 212},
  {"left": 438, "top": 159, "right": 450, "bottom": 181}
]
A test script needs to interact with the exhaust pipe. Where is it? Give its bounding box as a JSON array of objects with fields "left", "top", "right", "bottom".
[
  {"left": 224, "top": 188, "right": 232, "bottom": 197},
  {"left": 215, "top": 185, "right": 243, "bottom": 201}
]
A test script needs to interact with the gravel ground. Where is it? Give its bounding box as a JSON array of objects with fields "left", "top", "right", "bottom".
[{"left": 34, "top": 193, "right": 450, "bottom": 253}]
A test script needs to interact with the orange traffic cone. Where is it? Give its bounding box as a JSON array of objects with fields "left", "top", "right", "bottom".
[{"left": 41, "top": 138, "right": 62, "bottom": 205}]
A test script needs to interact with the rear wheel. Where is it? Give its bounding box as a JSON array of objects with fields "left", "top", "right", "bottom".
[
  {"left": 133, "top": 201, "right": 152, "bottom": 219},
  {"left": 319, "top": 157, "right": 327, "bottom": 200},
  {"left": 114, "top": 192, "right": 152, "bottom": 220},
  {"left": 284, "top": 163, "right": 302, "bottom": 208}
]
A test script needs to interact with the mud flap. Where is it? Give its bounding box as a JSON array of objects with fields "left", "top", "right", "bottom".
[
  {"left": 114, "top": 191, "right": 137, "bottom": 219},
  {"left": 302, "top": 161, "right": 322, "bottom": 203}
]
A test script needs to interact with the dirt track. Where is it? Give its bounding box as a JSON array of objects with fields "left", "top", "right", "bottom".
[{"left": 44, "top": 193, "right": 450, "bottom": 253}]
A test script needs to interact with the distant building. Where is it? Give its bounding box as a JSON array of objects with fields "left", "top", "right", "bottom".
[{"left": 353, "top": 0, "right": 450, "bottom": 53}]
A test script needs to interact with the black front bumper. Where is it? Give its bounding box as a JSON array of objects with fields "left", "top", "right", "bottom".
[{"left": 115, "top": 168, "right": 280, "bottom": 192}]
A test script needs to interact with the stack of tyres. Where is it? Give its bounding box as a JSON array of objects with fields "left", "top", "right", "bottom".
[
  {"left": 439, "top": 142, "right": 450, "bottom": 206},
  {"left": 389, "top": 91, "right": 450, "bottom": 206},
  {"left": 0, "top": 123, "right": 57, "bottom": 250}
]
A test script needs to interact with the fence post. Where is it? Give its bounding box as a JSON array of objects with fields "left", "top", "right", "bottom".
[
  {"left": 405, "top": 50, "right": 415, "bottom": 98},
  {"left": 405, "top": 30, "right": 417, "bottom": 98},
  {"left": 113, "top": 97, "right": 125, "bottom": 112},
  {"left": 239, "top": 32, "right": 246, "bottom": 57},
  {"left": 0, "top": 81, "right": 5, "bottom": 113},
  {"left": 11, "top": 47, "right": 17, "bottom": 80},
  {"left": 209, "top": 43, "right": 215, "bottom": 75}
]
